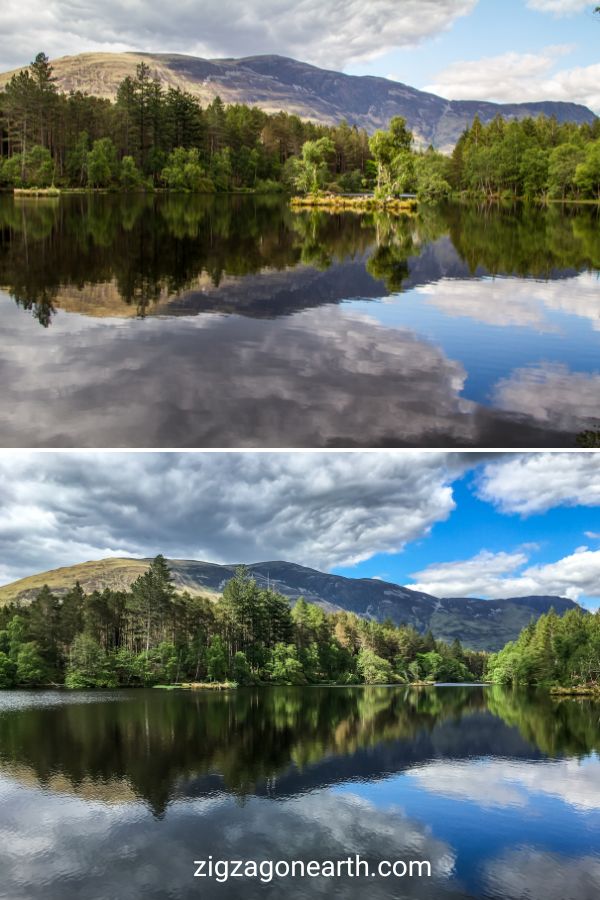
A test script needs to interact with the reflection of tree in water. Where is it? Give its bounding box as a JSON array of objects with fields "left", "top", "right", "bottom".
[
  {"left": 1, "top": 195, "right": 599, "bottom": 326},
  {"left": 446, "top": 202, "right": 600, "bottom": 277},
  {"left": 0, "top": 685, "right": 597, "bottom": 816},
  {"left": 486, "top": 685, "right": 600, "bottom": 758}
]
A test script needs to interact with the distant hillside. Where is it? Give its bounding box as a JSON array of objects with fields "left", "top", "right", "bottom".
[
  {"left": 0, "top": 557, "right": 580, "bottom": 651},
  {"left": 0, "top": 52, "right": 595, "bottom": 150}
]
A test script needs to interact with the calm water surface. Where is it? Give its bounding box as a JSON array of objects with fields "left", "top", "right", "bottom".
[
  {"left": 0, "top": 685, "right": 598, "bottom": 899},
  {"left": 1, "top": 195, "right": 599, "bottom": 447}
]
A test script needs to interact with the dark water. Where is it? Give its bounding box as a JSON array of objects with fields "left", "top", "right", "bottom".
[
  {"left": 0, "top": 686, "right": 598, "bottom": 899},
  {"left": 1, "top": 194, "right": 599, "bottom": 447}
]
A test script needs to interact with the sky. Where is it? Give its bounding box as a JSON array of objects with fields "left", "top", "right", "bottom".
[
  {"left": 0, "top": 1, "right": 599, "bottom": 112},
  {"left": 0, "top": 451, "right": 599, "bottom": 609}
]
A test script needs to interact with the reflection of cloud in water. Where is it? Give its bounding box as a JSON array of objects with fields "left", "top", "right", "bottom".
[
  {"left": 418, "top": 273, "right": 600, "bottom": 331},
  {"left": 484, "top": 848, "right": 600, "bottom": 900},
  {"left": 0, "top": 298, "right": 478, "bottom": 447},
  {"left": 0, "top": 781, "right": 468, "bottom": 899},
  {"left": 408, "top": 758, "right": 600, "bottom": 811},
  {"left": 0, "top": 295, "right": 585, "bottom": 447},
  {"left": 494, "top": 363, "right": 600, "bottom": 432}
]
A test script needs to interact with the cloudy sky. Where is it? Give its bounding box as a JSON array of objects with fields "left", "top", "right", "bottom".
[
  {"left": 0, "top": 0, "right": 599, "bottom": 112},
  {"left": 0, "top": 451, "right": 599, "bottom": 608}
]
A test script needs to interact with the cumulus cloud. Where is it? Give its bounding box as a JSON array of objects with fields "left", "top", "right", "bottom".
[
  {"left": 0, "top": 0, "right": 477, "bottom": 71},
  {"left": 484, "top": 847, "right": 600, "bottom": 900},
  {"left": 527, "top": 0, "right": 591, "bottom": 14},
  {"left": 0, "top": 783, "right": 462, "bottom": 900},
  {"left": 492, "top": 363, "right": 600, "bottom": 435},
  {"left": 408, "top": 544, "right": 600, "bottom": 604},
  {"left": 424, "top": 46, "right": 600, "bottom": 113},
  {"left": 417, "top": 273, "right": 600, "bottom": 332},
  {"left": 0, "top": 451, "right": 465, "bottom": 583},
  {"left": 409, "top": 757, "right": 600, "bottom": 811},
  {"left": 478, "top": 452, "right": 600, "bottom": 515},
  {"left": 0, "top": 297, "right": 482, "bottom": 448}
]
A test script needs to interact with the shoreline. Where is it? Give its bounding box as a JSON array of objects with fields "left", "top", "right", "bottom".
[{"left": 290, "top": 193, "right": 418, "bottom": 213}]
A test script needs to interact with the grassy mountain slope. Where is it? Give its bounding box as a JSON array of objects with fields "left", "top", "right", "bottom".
[
  {"left": 0, "top": 52, "right": 595, "bottom": 150},
  {"left": 0, "top": 557, "right": 580, "bottom": 651}
]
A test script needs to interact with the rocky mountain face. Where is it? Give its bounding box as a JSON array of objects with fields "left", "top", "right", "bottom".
[
  {"left": 1, "top": 52, "right": 595, "bottom": 150},
  {"left": 0, "top": 557, "right": 580, "bottom": 651}
]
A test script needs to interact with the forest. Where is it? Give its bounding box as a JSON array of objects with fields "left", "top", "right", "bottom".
[
  {"left": 487, "top": 606, "right": 600, "bottom": 689},
  {"left": 0, "top": 556, "right": 485, "bottom": 688},
  {"left": 1, "top": 53, "right": 600, "bottom": 200},
  {"left": 0, "top": 556, "right": 598, "bottom": 691}
]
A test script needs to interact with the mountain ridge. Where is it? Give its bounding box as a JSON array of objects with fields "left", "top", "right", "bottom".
[
  {"left": 0, "top": 51, "right": 596, "bottom": 150},
  {"left": 0, "top": 556, "right": 580, "bottom": 651}
]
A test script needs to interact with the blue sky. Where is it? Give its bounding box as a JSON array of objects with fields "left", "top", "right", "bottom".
[
  {"left": 334, "top": 465, "right": 600, "bottom": 609},
  {"left": 2, "top": 1, "right": 599, "bottom": 113},
  {"left": 1, "top": 453, "right": 599, "bottom": 610},
  {"left": 349, "top": 0, "right": 599, "bottom": 91}
]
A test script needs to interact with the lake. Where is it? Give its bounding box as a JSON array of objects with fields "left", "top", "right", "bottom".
[
  {"left": 0, "top": 195, "right": 599, "bottom": 447},
  {"left": 0, "top": 685, "right": 598, "bottom": 899}
]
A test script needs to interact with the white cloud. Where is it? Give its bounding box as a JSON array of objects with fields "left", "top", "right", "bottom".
[
  {"left": 408, "top": 544, "right": 600, "bottom": 604},
  {"left": 527, "top": 0, "right": 591, "bottom": 15},
  {"left": 484, "top": 847, "right": 600, "bottom": 900},
  {"left": 478, "top": 452, "right": 600, "bottom": 515},
  {"left": 0, "top": 297, "right": 482, "bottom": 448},
  {"left": 417, "top": 273, "right": 600, "bottom": 332},
  {"left": 0, "top": 782, "right": 459, "bottom": 900},
  {"left": 409, "top": 757, "right": 600, "bottom": 811},
  {"left": 0, "top": 0, "right": 477, "bottom": 72},
  {"left": 0, "top": 451, "right": 464, "bottom": 583},
  {"left": 424, "top": 45, "right": 600, "bottom": 113},
  {"left": 492, "top": 364, "right": 600, "bottom": 435}
]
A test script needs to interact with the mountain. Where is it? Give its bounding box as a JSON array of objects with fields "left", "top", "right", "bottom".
[
  {"left": 0, "top": 557, "right": 580, "bottom": 651},
  {"left": 0, "top": 52, "right": 596, "bottom": 150}
]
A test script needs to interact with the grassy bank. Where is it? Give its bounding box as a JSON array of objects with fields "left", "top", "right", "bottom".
[
  {"left": 13, "top": 186, "right": 60, "bottom": 197},
  {"left": 290, "top": 193, "right": 417, "bottom": 214},
  {"left": 153, "top": 681, "right": 237, "bottom": 691},
  {"left": 549, "top": 685, "right": 600, "bottom": 697}
]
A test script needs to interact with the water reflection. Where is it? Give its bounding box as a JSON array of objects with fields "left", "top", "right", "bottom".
[
  {"left": 0, "top": 686, "right": 598, "bottom": 899},
  {"left": 0, "top": 686, "right": 598, "bottom": 811},
  {"left": 1, "top": 196, "right": 598, "bottom": 325},
  {"left": 1, "top": 196, "right": 599, "bottom": 447}
]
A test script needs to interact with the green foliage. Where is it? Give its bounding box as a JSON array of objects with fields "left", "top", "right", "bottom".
[
  {"left": 119, "top": 155, "right": 143, "bottom": 191},
  {"left": 369, "top": 117, "right": 414, "bottom": 197},
  {"left": 3, "top": 51, "right": 597, "bottom": 203},
  {"left": 0, "top": 556, "right": 485, "bottom": 690},
  {"left": 86, "top": 138, "right": 118, "bottom": 188},
  {"left": 232, "top": 651, "right": 254, "bottom": 685},
  {"left": 22, "top": 145, "right": 55, "bottom": 187},
  {"left": 357, "top": 648, "right": 394, "bottom": 684},
  {"left": 415, "top": 150, "right": 452, "bottom": 200},
  {"left": 487, "top": 607, "right": 600, "bottom": 687},
  {"left": 161, "top": 147, "right": 214, "bottom": 192},
  {"left": 16, "top": 641, "right": 47, "bottom": 685},
  {"left": 452, "top": 115, "right": 600, "bottom": 200},
  {"left": 0, "top": 53, "right": 370, "bottom": 193},
  {"left": 65, "top": 634, "right": 117, "bottom": 688},
  {"left": 290, "top": 137, "right": 336, "bottom": 194},
  {"left": 206, "top": 635, "right": 228, "bottom": 682},
  {"left": 267, "top": 643, "right": 307, "bottom": 684},
  {"left": 0, "top": 651, "right": 16, "bottom": 688}
]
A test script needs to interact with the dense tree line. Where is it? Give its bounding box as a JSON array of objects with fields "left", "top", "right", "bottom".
[
  {"left": 0, "top": 53, "right": 370, "bottom": 192},
  {"left": 450, "top": 115, "right": 600, "bottom": 201},
  {"left": 487, "top": 606, "right": 600, "bottom": 687},
  {"left": 2, "top": 53, "right": 599, "bottom": 201},
  {"left": 364, "top": 114, "right": 600, "bottom": 202},
  {"left": 0, "top": 557, "right": 484, "bottom": 688}
]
